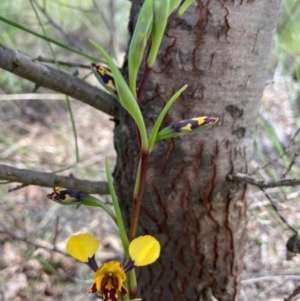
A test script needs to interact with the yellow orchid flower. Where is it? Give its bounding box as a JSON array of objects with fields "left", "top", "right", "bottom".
[
  {"left": 66, "top": 232, "right": 160, "bottom": 299},
  {"left": 89, "top": 260, "right": 128, "bottom": 300}
]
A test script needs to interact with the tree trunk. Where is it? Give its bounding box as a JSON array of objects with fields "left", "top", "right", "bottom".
[{"left": 114, "top": 1, "right": 281, "bottom": 300}]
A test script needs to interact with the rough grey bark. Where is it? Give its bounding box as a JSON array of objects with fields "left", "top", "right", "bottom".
[
  {"left": 0, "top": 164, "right": 108, "bottom": 194},
  {"left": 114, "top": 1, "right": 281, "bottom": 301}
]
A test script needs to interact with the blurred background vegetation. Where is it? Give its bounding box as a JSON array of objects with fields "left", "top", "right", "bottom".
[{"left": 0, "top": 0, "right": 300, "bottom": 300}]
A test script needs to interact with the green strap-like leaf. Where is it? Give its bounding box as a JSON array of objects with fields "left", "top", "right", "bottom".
[
  {"left": 128, "top": 0, "right": 154, "bottom": 97},
  {"left": 156, "top": 116, "right": 219, "bottom": 141},
  {"left": 147, "top": 0, "right": 170, "bottom": 68},
  {"left": 148, "top": 85, "right": 188, "bottom": 151},
  {"left": 177, "top": 0, "right": 195, "bottom": 16},
  {"left": 90, "top": 40, "right": 149, "bottom": 151}
]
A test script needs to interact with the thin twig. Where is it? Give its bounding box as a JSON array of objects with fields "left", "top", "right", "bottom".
[
  {"left": 34, "top": 56, "right": 91, "bottom": 68},
  {"left": 285, "top": 284, "right": 300, "bottom": 301},
  {"left": 281, "top": 146, "right": 300, "bottom": 179},
  {"left": 31, "top": 0, "right": 85, "bottom": 51},
  {"left": 0, "top": 164, "right": 109, "bottom": 195},
  {"left": 254, "top": 127, "right": 300, "bottom": 173},
  {"left": 8, "top": 183, "right": 28, "bottom": 192},
  {"left": 262, "top": 189, "right": 297, "bottom": 234},
  {"left": 229, "top": 172, "right": 300, "bottom": 189},
  {"left": 241, "top": 275, "right": 300, "bottom": 285}
]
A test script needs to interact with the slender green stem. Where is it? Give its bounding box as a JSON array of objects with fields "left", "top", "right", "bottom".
[
  {"left": 127, "top": 269, "right": 138, "bottom": 299},
  {"left": 129, "top": 150, "right": 149, "bottom": 241},
  {"left": 133, "top": 160, "right": 142, "bottom": 197},
  {"left": 137, "top": 63, "right": 151, "bottom": 103},
  {"left": 105, "top": 159, "right": 134, "bottom": 300},
  {"left": 81, "top": 195, "right": 117, "bottom": 224},
  {"left": 129, "top": 43, "right": 151, "bottom": 239}
]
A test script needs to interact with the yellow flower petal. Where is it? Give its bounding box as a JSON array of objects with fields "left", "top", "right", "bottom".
[
  {"left": 129, "top": 235, "right": 160, "bottom": 266},
  {"left": 66, "top": 233, "right": 99, "bottom": 262}
]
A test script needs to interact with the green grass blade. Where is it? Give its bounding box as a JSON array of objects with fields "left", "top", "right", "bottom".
[
  {"left": 105, "top": 158, "right": 130, "bottom": 258},
  {"left": 0, "top": 15, "right": 99, "bottom": 62},
  {"left": 29, "top": 0, "right": 79, "bottom": 164}
]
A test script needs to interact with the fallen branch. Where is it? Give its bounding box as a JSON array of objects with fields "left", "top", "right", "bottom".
[
  {"left": 0, "top": 44, "right": 119, "bottom": 117},
  {"left": 0, "top": 164, "right": 109, "bottom": 195}
]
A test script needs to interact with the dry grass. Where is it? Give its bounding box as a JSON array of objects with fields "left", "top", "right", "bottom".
[{"left": 240, "top": 78, "right": 300, "bottom": 301}]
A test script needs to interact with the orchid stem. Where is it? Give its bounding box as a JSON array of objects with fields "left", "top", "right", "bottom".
[
  {"left": 129, "top": 150, "right": 149, "bottom": 241},
  {"left": 137, "top": 65, "right": 151, "bottom": 103}
]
